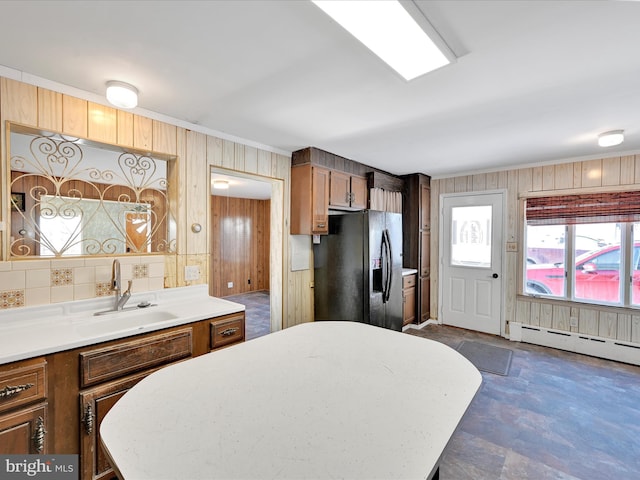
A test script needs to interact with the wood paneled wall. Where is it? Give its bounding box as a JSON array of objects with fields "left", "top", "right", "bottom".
[
  {"left": 0, "top": 76, "right": 313, "bottom": 330},
  {"left": 210, "top": 196, "right": 270, "bottom": 297},
  {"left": 432, "top": 155, "right": 640, "bottom": 344}
]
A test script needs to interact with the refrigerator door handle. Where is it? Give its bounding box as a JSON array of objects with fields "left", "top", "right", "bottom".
[{"left": 382, "top": 229, "right": 392, "bottom": 303}]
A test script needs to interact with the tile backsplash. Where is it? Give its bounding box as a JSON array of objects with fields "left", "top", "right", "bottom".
[{"left": 0, "top": 256, "right": 165, "bottom": 309}]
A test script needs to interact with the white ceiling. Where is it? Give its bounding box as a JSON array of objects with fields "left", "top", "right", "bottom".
[{"left": 1, "top": 1, "right": 640, "bottom": 178}]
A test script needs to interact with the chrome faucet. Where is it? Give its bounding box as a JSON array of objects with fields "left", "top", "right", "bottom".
[{"left": 112, "top": 259, "right": 132, "bottom": 311}]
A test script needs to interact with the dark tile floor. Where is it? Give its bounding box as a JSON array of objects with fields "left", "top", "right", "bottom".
[
  {"left": 224, "top": 290, "right": 271, "bottom": 341},
  {"left": 406, "top": 324, "right": 640, "bottom": 480}
]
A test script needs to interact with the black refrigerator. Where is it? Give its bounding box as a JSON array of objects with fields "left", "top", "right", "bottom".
[{"left": 313, "top": 210, "right": 403, "bottom": 331}]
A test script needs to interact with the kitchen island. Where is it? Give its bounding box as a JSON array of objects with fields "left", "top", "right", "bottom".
[{"left": 101, "top": 321, "right": 481, "bottom": 480}]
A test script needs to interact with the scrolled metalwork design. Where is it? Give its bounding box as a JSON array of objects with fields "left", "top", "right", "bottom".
[{"left": 9, "top": 127, "right": 175, "bottom": 258}]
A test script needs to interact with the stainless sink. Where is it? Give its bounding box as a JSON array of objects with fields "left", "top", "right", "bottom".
[{"left": 75, "top": 309, "right": 178, "bottom": 337}]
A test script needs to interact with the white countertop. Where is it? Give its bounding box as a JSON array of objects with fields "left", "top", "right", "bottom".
[
  {"left": 0, "top": 285, "right": 244, "bottom": 365},
  {"left": 101, "top": 321, "right": 482, "bottom": 480},
  {"left": 402, "top": 268, "right": 418, "bottom": 276}
]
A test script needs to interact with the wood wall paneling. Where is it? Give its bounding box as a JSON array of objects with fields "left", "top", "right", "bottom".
[
  {"left": 210, "top": 196, "right": 270, "bottom": 297},
  {"left": 602, "top": 157, "right": 621, "bottom": 186},
  {"left": 152, "top": 120, "right": 177, "bottom": 156},
  {"left": 87, "top": 102, "right": 117, "bottom": 144},
  {"left": 0, "top": 76, "right": 308, "bottom": 335},
  {"left": 117, "top": 110, "right": 134, "bottom": 148},
  {"left": 133, "top": 115, "right": 153, "bottom": 150},
  {"left": 1, "top": 78, "right": 38, "bottom": 125},
  {"left": 433, "top": 153, "right": 640, "bottom": 345},
  {"left": 62, "top": 95, "right": 88, "bottom": 138},
  {"left": 185, "top": 131, "right": 208, "bottom": 255},
  {"left": 37, "top": 88, "right": 62, "bottom": 131}
]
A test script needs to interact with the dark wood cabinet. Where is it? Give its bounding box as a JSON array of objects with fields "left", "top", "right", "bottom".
[
  {"left": 403, "top": 274, "right": 417, "bottom": 326},
  {"left": 0, "top": 403, "right": 48, "bottom": 454},
  {"left": 80, "top": 370, "right": 152, "bottom": 480},
  {"left": 0, "top": 312, "right": 245, "bottom": 480},
  {"left": 0, "top": 358, "right": 48, "bottom": 454},
  {"left": 402, "top": 174, "right": 431, "bottom": 322}
]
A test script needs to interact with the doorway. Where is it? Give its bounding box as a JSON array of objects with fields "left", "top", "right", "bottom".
[
  {"left": 210, "top": 168, "right": 281, "bottom": 339},
  {"left": 440, "top": 191, "right": 505, "bottom": 335}
]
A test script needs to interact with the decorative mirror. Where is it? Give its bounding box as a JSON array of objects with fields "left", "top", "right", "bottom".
[{"left": 7, "top": 124, "right": 176, "bottom": 258}]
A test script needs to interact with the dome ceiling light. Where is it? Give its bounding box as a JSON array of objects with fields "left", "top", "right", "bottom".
[
  {"left": 212, "top": 179, "right": 230, "bottom": 190},
  {"left": 598, "top": 130, "right": 624, "bottom": 147},
  {"left": 106, "top": 81, "right": 139, "bottom": 109}
]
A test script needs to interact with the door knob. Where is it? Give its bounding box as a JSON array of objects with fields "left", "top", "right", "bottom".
[{"left": 492, "top": 273, "right": 499, "bottom": 279}]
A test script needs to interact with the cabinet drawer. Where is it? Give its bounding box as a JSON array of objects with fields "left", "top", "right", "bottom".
[
  {"left": 0, "top": 359, "right": 47, "bottom": 413},
  {"left": 211, "top": 315, "right": 245, "bottom": 349},
  {"left": 403, "top": 274, "right": 416, "bottom": 289},
  {"left": 80, "top": 328, "right": 193, "bottom": 388}
]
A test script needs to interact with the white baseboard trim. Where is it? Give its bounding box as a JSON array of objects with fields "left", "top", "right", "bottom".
[
  {"left": 403, "top": 319, "right": 438, "bottom": 332},
  {"left": 510, "top": 322, "right": 640, "bottom": 366}
]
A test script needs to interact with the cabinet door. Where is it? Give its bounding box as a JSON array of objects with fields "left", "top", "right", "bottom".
[
  {"left": 350, "top": 176, "right": 368, "bottom": 210},
  {"left": 0, "top": 403, "right": 48, "bottom": 454},
  {"left": 420, "top": 276, "right": 430, "bottom": 321},
  {"left": 80, "top": 371, "right": 152, "bottom": 480},
  {"left": 420, "top": 232, "right": 430, "bottom": 277},
  {"left": 312, "top": 167, "right": 329, "bottom": 234},
  {"left": 420, "top": 185, "right": 430, "bottom": 231},
  {"left": 403, "top": 286, "right": 416, "bottom": 326},
  {"left": 329, "top": 170, "right": 351, "bottom": 208}
]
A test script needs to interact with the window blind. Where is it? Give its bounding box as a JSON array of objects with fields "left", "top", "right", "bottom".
[{"left": 525, "top": 191, "right": 640, "bottom": 225}]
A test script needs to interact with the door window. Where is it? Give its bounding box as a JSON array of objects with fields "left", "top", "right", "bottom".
[{"left": 450, "top": 205, "right": 492, "bottom": 268}]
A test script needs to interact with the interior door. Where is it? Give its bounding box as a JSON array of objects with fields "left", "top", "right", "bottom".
[{"left": 441, "top": 192, "right": 504, "bottom": 335}]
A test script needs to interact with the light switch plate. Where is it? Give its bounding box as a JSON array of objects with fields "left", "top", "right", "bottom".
[{"left": 184, "top": 265, "right": 200, "bottom": 281}]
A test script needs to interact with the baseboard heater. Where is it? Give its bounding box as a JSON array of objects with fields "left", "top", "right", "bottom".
[{"left": 510, "top": 322, "right": 640, "bottom": 366}]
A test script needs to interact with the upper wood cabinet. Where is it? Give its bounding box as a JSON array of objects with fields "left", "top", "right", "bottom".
[
  {"left": 291, "top": 146, "right": 406, "bottom": 235},
  {"left": 329, "top": 171, "right": 367, "bottom": 210},
  {"left": 291, "top": 164, "right": 329, "bottom": 235}
]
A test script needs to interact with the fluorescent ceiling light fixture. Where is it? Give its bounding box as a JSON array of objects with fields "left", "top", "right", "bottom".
[
  {"left": 213, "top": 179, "right": 230, "bottom": 190},
  {"left": 598, "top": 130, "right": 624, "bottom": 147},
  {"left": 106, "top": 81, "right": 138, "bottom": 109},
  {"left": 312, "top": 0, "right": 452, "bottom": 80}
]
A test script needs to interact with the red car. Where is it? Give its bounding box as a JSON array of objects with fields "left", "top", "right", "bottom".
[{"left": 526, "top": 244, "right": 640, "bottom": 303}]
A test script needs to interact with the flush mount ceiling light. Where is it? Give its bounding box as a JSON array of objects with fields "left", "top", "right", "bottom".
[
  {"left": 212, "top": 179, "right": 230, "bottom": 190},
  {"left": 106, "top": 81, "right": 138, "bottom": 109},
  {"left": 312, "top": 0, "right": 454, "bottom": 81},
  {"left": 598, "top": 130, "right": 624, "bottom": 147}
]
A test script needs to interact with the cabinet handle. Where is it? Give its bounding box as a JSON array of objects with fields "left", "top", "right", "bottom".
[
  {"left": 316, "top": 223, "right": 326, "bottom": 228},
  {"left": 0, "top": 383, "right": 34, "bottom": 399},
  {"left": 221, "top": 327, "right": 239, "bottom": 337},
  {"left": 82, "top": 403, "right": 94, "bottom": 435},
  {"left": 33, "top": 416, "right": 46, "bottom": 453}
]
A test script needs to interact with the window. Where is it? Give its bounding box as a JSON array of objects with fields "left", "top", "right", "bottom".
[{"left": 524, "top": 192, "right": 640, "bottom": 307}]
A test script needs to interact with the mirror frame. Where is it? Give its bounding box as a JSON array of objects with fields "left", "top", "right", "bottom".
[{"left": 5, "top": 122, "right": 178, "bottom": 260}]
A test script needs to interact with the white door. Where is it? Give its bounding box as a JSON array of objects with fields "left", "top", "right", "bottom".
[{"left": 441, "top": 192, "right": 504, "bottom": 335}]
